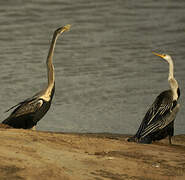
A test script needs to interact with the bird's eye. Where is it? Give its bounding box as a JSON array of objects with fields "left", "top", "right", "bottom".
[{"left": 163, "top": 54, "right": 166, "bottom": 57}]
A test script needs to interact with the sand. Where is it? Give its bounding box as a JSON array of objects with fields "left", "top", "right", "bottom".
[{"left": 0, "top": 127, "right": 185, "bottom": 180}]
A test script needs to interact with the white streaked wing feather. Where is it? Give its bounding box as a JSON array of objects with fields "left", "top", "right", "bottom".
[
  {"left": 12, "top": 99, "right": 43, "bottom": 117},
  {"left": 140, "top": 104, "right": 180, "bottom": 138},
  {"left": 147, "top": 100, "right": 172, "bottom": 125}
]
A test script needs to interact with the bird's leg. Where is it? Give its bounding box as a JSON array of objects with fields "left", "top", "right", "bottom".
[
  {"left": 31, "top": 126, "right": 36, "bottom": 131},
  {"left": 169, "top": 135, "right": 172, "bottom": 145}
]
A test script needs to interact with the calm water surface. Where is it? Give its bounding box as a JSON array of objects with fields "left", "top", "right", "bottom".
[{"left": 0, "top": 0, "right": 184, "bottom": 134}]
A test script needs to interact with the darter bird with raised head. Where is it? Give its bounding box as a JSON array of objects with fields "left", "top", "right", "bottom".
[
  {"left": 2, "top": 25, "right": 71, "bottom": 129},
  {"left": 128, "top": 52, "right": 180, "bottom": 144}
]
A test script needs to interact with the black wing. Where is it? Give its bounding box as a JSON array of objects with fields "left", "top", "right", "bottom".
[
  {"left": 135, "top": 90, "right": 174, "bottom": 139},
  {"left": 140, "top": 103, "right": 180, "bottom": 138},
  {"left": 2, "top": 98, "right": 44, "bottom": 128},
  {"left": 5, "top": 91, "right": 41, "bottom": 113},
  {"left": 9, "top": 98, "right": 43, "bottom": 118},
  {"left": 3, "top": 96, "right": 43, "bottom": 123}
]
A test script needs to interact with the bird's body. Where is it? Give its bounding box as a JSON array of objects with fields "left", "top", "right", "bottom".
[
  {"left": 2, "top": 25, "right": 70, "bottom": 129},
  {"left": 128, "top": 53, "right": 180, "bottom": 144},
  {"left": 2, "top": 85, "right": 55, "bottom": 129},
  {"left": 134, "top": 89, "right": 179, "bottom": 144}
]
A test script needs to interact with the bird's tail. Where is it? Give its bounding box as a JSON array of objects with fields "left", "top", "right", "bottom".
[
  {"left": 2, "top": 117, "right": 10, "bottom": 125},
  {"left": 127, "top": 136, "right": 138, "bottom": 142},
  {"left": 138, "top": 136, "right": 152, "bottom": 144}
]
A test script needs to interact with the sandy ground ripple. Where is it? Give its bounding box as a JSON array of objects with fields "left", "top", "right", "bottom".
[{"left": 0, "top": 127, "right": 185, "bottom": 180}]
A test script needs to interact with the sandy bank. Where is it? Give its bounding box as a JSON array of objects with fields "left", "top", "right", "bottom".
[{"left": 0, "top": 127, "right": 185, "bottom": 180}]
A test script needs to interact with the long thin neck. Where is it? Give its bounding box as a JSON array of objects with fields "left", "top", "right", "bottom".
[
  {"left": 168, "top": 59, "right": 174, "bottom": 80},
  {"left": 46, "top": 32, "right": 58, "bottom": 88},
  {"left": 168, "top": 58, "right": 178, "bottom": 100},
  {"left": 39, "top": 26, "right": 70, "bottom": 101}
]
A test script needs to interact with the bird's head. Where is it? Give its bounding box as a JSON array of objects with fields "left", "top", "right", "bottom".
[
  {"left": 55, "top": 24, "right": 71, "bottom": 35},
  {"left": 152, "top": 52, "right": 172, "bottom": 63}
]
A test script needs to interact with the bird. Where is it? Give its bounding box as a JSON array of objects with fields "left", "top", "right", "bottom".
[
  {"left": 128, "top": 52, "right": 180, "bottom": 144},
  {"left": 2, "top": 24, "right": 71, "bottom": 129}
]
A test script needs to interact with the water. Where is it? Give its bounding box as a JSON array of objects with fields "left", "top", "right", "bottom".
[{"left": 0, "top": 0, "right": 184, "bottom": 134}]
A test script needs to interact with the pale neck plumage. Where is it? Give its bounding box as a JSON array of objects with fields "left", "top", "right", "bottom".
[
  {"left": 38, "top": 25, "right": 70, "bottom": 102},
  {"left": 40, "top": 32, "right": 59, "bottom": 101},
  {"left": 46, "top": 32, "right": 59, "bottom": 88},
  {"left": 167, "top": 58, "right": 174, "bottom": 80},
  {"left": 167, "top": 57, "right": 178, "bottom": 100}
]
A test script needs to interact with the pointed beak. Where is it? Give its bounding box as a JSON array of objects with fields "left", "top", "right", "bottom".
[
  {"left": 152, "top": 52, "right": 165, "bottom": 58},
  {"left": 57, "top": 24, "right": 71, "bottom": 34},
  {"left": 63, "top": 24, "right": 71, "bottom": 31}
]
